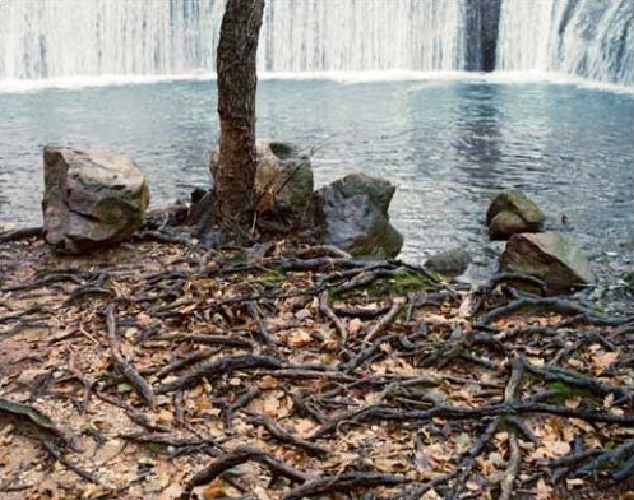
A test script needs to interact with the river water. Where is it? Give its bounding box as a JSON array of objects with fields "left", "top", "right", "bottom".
[{"left": 1, "top": 77, "right": 633, "bottom": 281}]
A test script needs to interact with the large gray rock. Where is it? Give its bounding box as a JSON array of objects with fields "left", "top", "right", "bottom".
[
  {"left": 42, "top": 146, "right": 149, "bottom": 253},
  {"left": 486, "top": 190, "right": 546, "bottom": 240},
  {"left": 500, "top": 232, "right": 596, "bottom": 293},
  {"left": 210, "top": 140, "right": 314, "bottom": 215},
  {"left": 314, "top": 174, "right": 403, "bottom": 259},
  {"left": 425, "top": 247, "right": 471, "bottom": 276}
]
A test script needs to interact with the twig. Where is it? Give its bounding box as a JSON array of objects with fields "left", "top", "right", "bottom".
[
  {"left": 0, "top": 397, "right": 76, "bottom": 450},
  {"left": 182, "top": 446, "right": 307, "bottom": 499},
  {"left": 244, "top": 411, "right": 330, "bottom": 456},
  {"left": 362, "top": 300, "right": 402, "bottom": 344},
  {"left": 105, "top": 305, "right": 156, "bottom": 409},
  {"left": 247, "top": 301, "right": 278, "bottom": 346},
  {"left": 156, "top": 355, "right": 285, "bottom": 394},
  {"left": 319, "top": 290, "right": 348, "bottom": 345},
  {"left": 0, "top": 226, "right": 42, "bottom": 243},
  {"left": 282, "top": 472, "right": 412, "bottom": 500},
  {"left": 41, "top": 438, "right": 100, "bottom": 484}
]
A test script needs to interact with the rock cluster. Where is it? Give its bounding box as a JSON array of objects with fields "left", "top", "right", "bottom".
[
  {"left": 486, "top": 190, "right": 596, "bottom": 293},
  {"left": 211, "top": 140, "right": 403, "bottom": 259},
  {"left": 42, "top": 146, "right": 149, "bottom": 254}
]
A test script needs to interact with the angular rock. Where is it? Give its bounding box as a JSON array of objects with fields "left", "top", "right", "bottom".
[
  {"left": 500, "top": 232, "right": 596, "bottom": 293},
  {"left": 42, "top": 146, "right": 149, "bottom": 253},
  {"left": 425, "top": 247, "right": 471, "bottom": 276},
  {"left": 314, "top": 174, "right": 403, "bottom": 259},
  {"left": 486, "top": 190, "right": 546, "bottom": 240},
  {"left": 210, "top": 140, "right": 314, "bottom": 216},
  {"left": 489, "top": 211, "right": 529, "bottom": 240}
]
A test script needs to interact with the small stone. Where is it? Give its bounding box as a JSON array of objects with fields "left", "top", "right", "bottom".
[
  {"left": 425, "top": 247, "right": 471, "bottom": 276},
  {"left": 295, "top": 309, "right": 312, "bottom": 321}
]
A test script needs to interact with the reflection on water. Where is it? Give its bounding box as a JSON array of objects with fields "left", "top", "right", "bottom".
[{"left": 0, "top": 79, "right": 633, "bottom": 278}]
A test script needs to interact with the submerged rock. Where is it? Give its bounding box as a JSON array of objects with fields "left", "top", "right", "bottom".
[
  {"left": 210, "top": 140, "right": 314, "bottom": 217},
  {"left": 486, "top": 190, "right": 545, "bottom": 240},
  {"left": 314, "top": 174, "right": 403, "bottom": 259},
  {"left": 425, "top": 247, "right": 471, "bottom": 276},
  {"left": 42, "top": 146, "right": 149, "bottom": 253},
  {"left": 500, "top": 232, "right": 596, "bottom": 293}
]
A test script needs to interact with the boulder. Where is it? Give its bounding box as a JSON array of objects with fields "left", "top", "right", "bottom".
[
  {"left": 314, "top": 174, "right": 403, "bottom": 259},
  {"left": 500, "top": 232, "right": 596, "bottom": 293},
  {"left": 425, "top": 247, "right": 471, "bottom": 276},
  {"left": 486, "top": 190, "right": 545, "bottom": 240},
  {"left": 210, "top": 140, "right": 314, "bottom": 215},
  {"left": 42, "top": 146, "right": 149, "bottom": 253}
]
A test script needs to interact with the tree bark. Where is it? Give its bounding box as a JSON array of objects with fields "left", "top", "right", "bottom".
[{"left": 211, "top": 0, "right": 265, "bottom": 225}]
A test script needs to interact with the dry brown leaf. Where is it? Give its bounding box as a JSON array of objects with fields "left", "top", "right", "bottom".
[
  {"left": 536, "top": 478, "right": 554, "bottom": 500},
  {"left": 203, "top": 479, "right": 228, "bottom": 500}
]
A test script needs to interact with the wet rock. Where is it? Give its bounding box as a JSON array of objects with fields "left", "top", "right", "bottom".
[
  {"left": 42, "top": 145, "right": 149, "bottom": 254},
  {"left": 314, "top": 174, "right": 403, "bottom": 259},
  {"left": 489, "top": 211, "right": 529, "bottom": 240},
  {"left": 486, "top": 190, "right": 545, "bottom": 240},
  {"left": 500, "top": 232, "right": 596, "bottom": 293},
  {"left": 425, "top": 247, "right": 471, "bottom": 276},
  {"left": 210, "top": 140, "right": 314, "bottom": 216},
  {"left": 190, "top": 188, "right": 208, "bottom": 205}
]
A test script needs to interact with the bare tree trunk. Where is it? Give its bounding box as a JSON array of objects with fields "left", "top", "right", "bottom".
[{"left": 210, "top": 0, "right": 265, "bottom": 226}]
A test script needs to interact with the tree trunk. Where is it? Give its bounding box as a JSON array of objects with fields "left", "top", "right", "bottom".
[{"left": 211, "top": 0, "right": 265, "bottom": 225}]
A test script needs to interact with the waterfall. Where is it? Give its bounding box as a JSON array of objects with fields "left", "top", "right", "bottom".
[
  {"left": 497, "top": 0, "right": 634, "bottom": 86},
  {"left": 0, "top": 0, "right": 471, "bottom": 79}
]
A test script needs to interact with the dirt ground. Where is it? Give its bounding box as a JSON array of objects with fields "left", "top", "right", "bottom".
[{"left": 0, "top": 235, "right": 632, "bottom": 500}]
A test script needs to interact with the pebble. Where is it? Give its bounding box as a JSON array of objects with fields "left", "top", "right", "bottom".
[{"left": 295, "top": 309, "right": 312, "bottom": 320}]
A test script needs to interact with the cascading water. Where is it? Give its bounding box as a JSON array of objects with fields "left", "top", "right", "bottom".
[
  {"left": 497, "top": 0, "right": 634, "bottom": 86},
  {"left": 0, "top": 0, "right": 471, "bottom": 79}
]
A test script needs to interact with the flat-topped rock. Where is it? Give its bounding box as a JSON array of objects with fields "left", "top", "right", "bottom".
[
  {"left": 42, "top": 146, "right": 149, "bottom": 253},
  {"left": 500, "top": 232, "right": 596, "bottom": 293}
]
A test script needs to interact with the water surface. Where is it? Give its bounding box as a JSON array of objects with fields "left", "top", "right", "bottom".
[{"left": 1, "top": 79, "right": 633, "bottom": 279}]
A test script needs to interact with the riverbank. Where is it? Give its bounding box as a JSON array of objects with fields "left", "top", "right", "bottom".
[{"left": 0, "top": 231, "right": 632, "bottom": 500}]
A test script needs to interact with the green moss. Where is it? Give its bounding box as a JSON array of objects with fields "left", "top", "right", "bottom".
[
  {"left": 335, "top": 270, "right": 436, "bottom": 300},
  {"left": 258, "top": 268, "right": 286, "bottom": 284},
  {"left": 269, "top": 142, "right": 297, "bottom": 158},
  {"left": 389, "top": 272, "right": 435, "bottom": 294},
  {"left": 545, "top": 382, "right": 593, "bottom": 404},
  {"left": 229, "top": 253, "right": 246, "bottom": 265}
]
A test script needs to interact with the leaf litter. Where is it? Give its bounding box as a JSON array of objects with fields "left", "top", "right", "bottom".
[{"left": 0, "top": 234, "right": 632, "bottom": 500}]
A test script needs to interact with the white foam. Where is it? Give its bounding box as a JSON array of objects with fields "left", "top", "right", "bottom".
[{"left": 1, "top": 71, "right": 632, "bottom": 95}]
